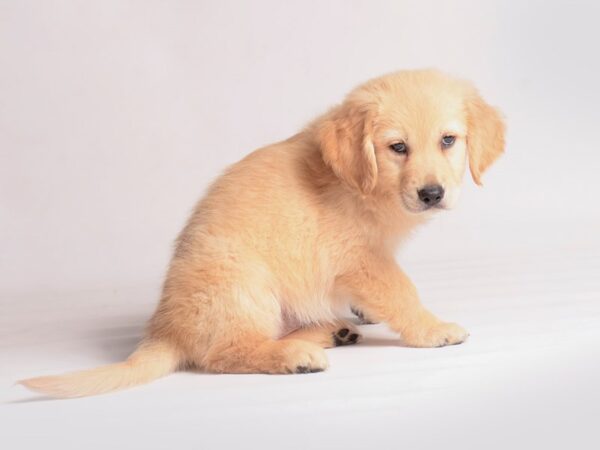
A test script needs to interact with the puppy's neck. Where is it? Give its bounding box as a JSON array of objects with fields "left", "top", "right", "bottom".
[{"left": 299, "top": 134, "right": 428, "bottom": 247}]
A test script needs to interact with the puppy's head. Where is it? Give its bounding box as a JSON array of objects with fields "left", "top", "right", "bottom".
[{"left": 317, "top": 70, "right": 505, "bottom": 214}]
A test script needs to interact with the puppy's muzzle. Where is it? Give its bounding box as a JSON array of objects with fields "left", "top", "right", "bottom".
[{"left": 417, "top": 185, "right": 444, "bottom": 207}]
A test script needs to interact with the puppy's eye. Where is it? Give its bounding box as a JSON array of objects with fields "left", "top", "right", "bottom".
[
  {"left": 389, "top": 142, "right": 407, "bottom": 154},
  {"left": 441, "top": 135, "right": 456, "bottom": 149}
]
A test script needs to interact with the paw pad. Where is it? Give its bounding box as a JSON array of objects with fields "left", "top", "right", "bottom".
[
  {"left": 295, "top": 365, "right": 324, "bottom": 374},
  {"left": 333, "top": 328, "right": 361, "bottom": 346}
]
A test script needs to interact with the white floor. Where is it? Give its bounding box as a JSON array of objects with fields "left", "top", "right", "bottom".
[{"left": 2, "top": 248, "right": 600, "bottom": 450}]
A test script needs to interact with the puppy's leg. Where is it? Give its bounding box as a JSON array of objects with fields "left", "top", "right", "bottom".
[
  {"left": 338, "top": 254, "right": 468, "bottom": 348},
  {"left": 153, "top": 259, "right": 329, "bottom": 375},
  {"left": 284, "top": 321, "right": 362, "bottom": 348},
  {"left": 203, "top": 335, "right": 328, "bottom": 374}
]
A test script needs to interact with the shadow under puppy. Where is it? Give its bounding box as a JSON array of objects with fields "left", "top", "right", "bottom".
[{"left": 21, "top": 69, "right": 505, "bottom": 397}]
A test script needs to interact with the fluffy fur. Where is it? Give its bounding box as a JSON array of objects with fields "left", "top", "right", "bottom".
[{"left": 20, "top": 69, "right": 505, "bottom": 397}]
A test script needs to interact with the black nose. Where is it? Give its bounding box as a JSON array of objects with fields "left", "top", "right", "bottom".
[{"left": 417, "top": 185, "right": 445, "bottom": 206}]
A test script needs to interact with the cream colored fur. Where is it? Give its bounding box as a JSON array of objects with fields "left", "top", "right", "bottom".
[{"left": 20, "top": 69, "right": 505, "bottom": 397}]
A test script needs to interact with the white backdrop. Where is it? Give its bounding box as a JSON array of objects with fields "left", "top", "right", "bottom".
[
  {"left": 3, "top": 2, "right": 600, "bottom": 449},
  {"left": 2, "top": 0, "right": 599, "bottom": 295}
]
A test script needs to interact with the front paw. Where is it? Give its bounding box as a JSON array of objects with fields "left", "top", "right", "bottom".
[{"left": 402, "top": 322, "right": 469, "bottom": 348}]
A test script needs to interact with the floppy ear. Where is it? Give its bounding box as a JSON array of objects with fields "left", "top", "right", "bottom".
[
  {"left": 466, "top": 92, "right": 506, "bottom": 185},
  {"left": 317, "top": 104, "right": 377, "bottom": 194}
]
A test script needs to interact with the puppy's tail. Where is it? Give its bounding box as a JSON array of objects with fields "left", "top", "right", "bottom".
[{"left": 18, "top": 340, "right": 180, "bottom": 398}]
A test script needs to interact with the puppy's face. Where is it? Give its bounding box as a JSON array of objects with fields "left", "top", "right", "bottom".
[
  {"left": 318, "top": 70, "right": 505, "bottom": 215},
  {"left": 373, "top": 91, "right": 469, "bottom": 213}
]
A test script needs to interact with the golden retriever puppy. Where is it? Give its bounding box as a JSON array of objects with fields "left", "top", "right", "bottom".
[{"left": 20, "top": 69, "right": 505, "bottom": 397}]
